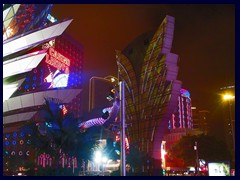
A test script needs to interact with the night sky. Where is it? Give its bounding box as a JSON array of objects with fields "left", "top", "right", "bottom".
[{"left": 51, "top": 4, "right": 235, "bottom": 120}]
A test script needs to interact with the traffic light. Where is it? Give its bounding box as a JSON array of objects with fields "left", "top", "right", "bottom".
[
  {"left": 201, "top": 166, "right": 207, "bottom": 171},
  {"left": 107, "top": 87, "right": 115, "bottom": 101},
  {"left": 89, "top": 78, "right": 115, "bottom": 112},
  {"left": 162, "top": 169, "right": 166, "bottom": 175}
]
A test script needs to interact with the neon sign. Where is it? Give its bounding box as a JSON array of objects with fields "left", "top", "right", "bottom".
[
  {"left": 44, "top": 70, "right": 69, "bottom": 88},
  {"left": 44, "top": 48, "right": 70, "bottom": 88},
  {"left": 45, "top": 47, "right": 70, "bottom": 74}
]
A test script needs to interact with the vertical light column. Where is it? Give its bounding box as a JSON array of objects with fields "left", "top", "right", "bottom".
[
  {"left": 223, "top": 93, "right": 235, "bottom": 168},
  {"left": 120, "top": 81, "right": 126, "bottom": 176}
]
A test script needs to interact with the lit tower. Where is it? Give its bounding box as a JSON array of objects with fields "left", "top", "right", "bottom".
[
  {"left": 116, "top": 15, "right": 182, "bottom": 173},
  {"left": 171, "top": 89, "right": 193, "bottom": 129}
]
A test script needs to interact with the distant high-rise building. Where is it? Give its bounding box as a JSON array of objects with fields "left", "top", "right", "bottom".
[
  {"left": 161, "top": 88, "right": 197, "bottom": 171},
  {"left": 169, "top": 89, "right": 193, "bottom": 130},
  {"left": 192, "top": 109, "right": 209, "bottom": 134}
]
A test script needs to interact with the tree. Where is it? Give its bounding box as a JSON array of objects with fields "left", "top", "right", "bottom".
[
  {"left": 20, "top": 91, "right": 120, "bottom": 175},
  {"left": 167, "top": 134, "right": 231, "bottom": 168},
  {"left": 20, "top": 98, "right": 99, "bottom": 175},
  {"left": 126, "top": 142, "right": 148, "bottom": 175},
  {"left": 102, "top": 138, "right": 120, "bottom": 162}
]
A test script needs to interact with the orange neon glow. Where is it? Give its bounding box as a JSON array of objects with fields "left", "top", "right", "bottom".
[
  {"left": 45, "top": 48, "right": 70, "bottom": 74},
  {"left": 49, "top": 47, "right": 70, "bottom": 66}
]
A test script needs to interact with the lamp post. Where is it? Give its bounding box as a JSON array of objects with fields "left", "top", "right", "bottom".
[
  {"left": 88, "top": 76, "right": 118, "bottom": 112},
  {"left": 88, "top": 76, "right": 126, "bottom": 176},
  {"left": 194, "top": 141, "right": 199, "bottom": 176},
  {"left": 120, "top": 81, "right": 126, "bottom": 176},
  {"left": 223, "top": 93, "right": 235, "bottom": 167}
]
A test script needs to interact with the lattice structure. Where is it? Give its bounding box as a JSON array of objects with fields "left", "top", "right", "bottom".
[{"left": 116, "top": 15, "right": 182, "bottom": 162}]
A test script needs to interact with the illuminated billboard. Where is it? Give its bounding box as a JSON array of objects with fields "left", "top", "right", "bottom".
[
  {"left": 14, "top": 37, "right": 83, "bottom": 96},
  {"left": 44, "top": 47, "right": 70, "bottom": 88},
  {"left": 208, "top": 162, "right": 230, "bottom": 176}
]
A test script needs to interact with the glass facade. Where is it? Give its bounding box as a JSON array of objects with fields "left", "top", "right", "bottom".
[
  {"left": 116, "top": 15, "right": 182, "bottom": 163},
  {"left": 3, "top": 4, "right": 84, "bottom": 172},
  {"left": 3, "top": 4, "right": 53, "bottom": 41}
]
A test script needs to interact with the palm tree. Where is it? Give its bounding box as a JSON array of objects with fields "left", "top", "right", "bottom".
[
  {"left": 21, "top": 93, "right": 120, "bottom": 175},
  {"left": 20, "top": 98, "right": 96, "bottom": 175}
]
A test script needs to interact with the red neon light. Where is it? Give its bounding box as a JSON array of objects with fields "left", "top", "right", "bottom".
[
  {"left": 49, "top": 47, "right": 70, "bottom": 66},
  {"left": 62, "top": 105, "right": 68, "bottom": 115},
  {"left": 115, "top": 135, "right": 129, "bottom": 150},
  {"left": 45, "top": 48, "right": 70, "bottom": 73}
]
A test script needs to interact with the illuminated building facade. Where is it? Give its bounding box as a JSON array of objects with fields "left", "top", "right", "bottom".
[
  {"left": 169, "top": 89, "right": 193, "bottom": 130},
  {"left": 161, "top": 90, "right": 212, "bottom": 173},
  {"left": 3, "top": 4, "right": 83, "bottom": 173},
  {"left": 11, "top": 33, "right": 84, "bottom": 118},
  {"left": 116, "top": 15, "right": 182, "bottom": 172}
]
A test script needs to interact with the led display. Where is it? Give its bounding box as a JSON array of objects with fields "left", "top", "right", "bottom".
[
  {"left": 208, "top": 162, "right": 230, "bottom": 176},
  {"left": 44, "top": 47, "right": 70, "bottom": 88},
  {"left": 15, "top": 37, "right": 83, "bottom": 95}
]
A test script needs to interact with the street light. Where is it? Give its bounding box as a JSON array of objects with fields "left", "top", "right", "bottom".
[
  {"left": 89, "top": 76, "right": 126, "bottom": 176},
  {"left": 94, "top": 150, "right": 109, "bottom": 174},
  {"left": 194, "top": 141, "right": 200, "bottom": 176},
  {"left": 104, "top": 75, "right": 118, "bottom": 83},
  {"left": 223, "top": 94, "right": 235, "bottom": 101},
  {"left": 222, "top": 93, "right": 235, "bottom": 167},
  {"left": 88, "top": 76, "right": 118, "bottom": 112}
]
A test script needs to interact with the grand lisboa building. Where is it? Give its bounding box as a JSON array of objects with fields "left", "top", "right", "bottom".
[{"left": 116, "top": 15, "right": 182, "bottom": 172}]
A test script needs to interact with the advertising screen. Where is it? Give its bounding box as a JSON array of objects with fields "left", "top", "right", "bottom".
[
  {"left": 44, "top": 47, "right": 70, "bottom": 88},
  {"left": 208, "top": 162, "right": 230, "bottom": 176}
]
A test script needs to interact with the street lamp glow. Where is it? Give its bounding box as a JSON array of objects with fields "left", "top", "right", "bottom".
[
  {"left": 110, "top": 77, "right": 116, "bottom": 82},
  {"left": 103, "top": 75, "right": 118, "bottom": 83},
  {"left": 102, "top": 156, "right": 108, "bottom": 163},
  {"left": 223, "top": 94, "right": 235, "bottom": 101},
  {"left": 94, "top": 150, "right": 108, "bottom": 163},
  {"left": 94, "top": 151, "right": 102, "bottom": 163},
  {"left": 222, "top": 92, "right": 235, "bottom": 168}
]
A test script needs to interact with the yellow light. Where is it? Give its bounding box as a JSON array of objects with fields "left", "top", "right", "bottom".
[
  {"left": 111, "top": 89, "right": 115, "bottom": 93},
  {"left": 110, "top": 77, "right": 116, "bottom": 82},
  {"left": 103, "top": 76, "right": 118, "bottom": 83},
  {"left": 223, "top": 94, "right": 235, "bottom": 101}
]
